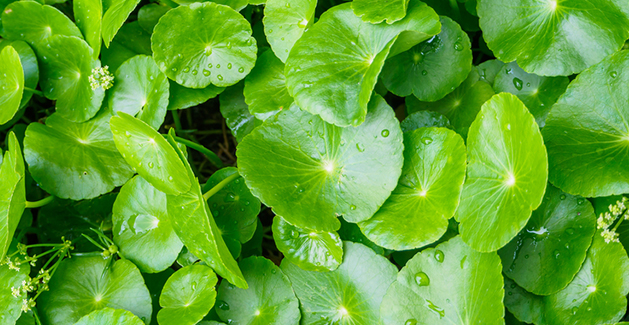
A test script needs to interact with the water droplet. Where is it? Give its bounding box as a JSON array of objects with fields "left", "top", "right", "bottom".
[
  {"left": 554, "top": 250, "right": 560, "bottom": 258},
  {"left": 216, "top": 64, "right": 221, "bottom": 69},
  {"left": 381, "top": 129, "right": 390, "bottom": 137},
  {"left": 226, "top": 42, "right": 232, "bottom": 49},
  {"left": 610, "top": 71, "right": 618, "bottom": 78},
  {"left": 524, "top": 254, "right": 529, "bottom": 259},
  {"left": 289, "top": 229, "right": 299, "bottom": 239},
  {"left": 217, "top": 75, "right": 224, "bottom": 81},
  {"left": 227, "top": 63, "right": 232, "bottom": 69},
  {"left": 434, "top": 250, "right": 444, "bottom": 263},
  {"left": 238, "top": 67, "right": 245, "bottom": 73},
  {"left": 560, "top": 194, "right": 566, "bottom": 200},
  {"left": 203, "top": 69, "right": 210, "bottom": 76},
  {"left": 572, "top": 306, "right": 578, "bottom": 315},
  {"left": 217, "top": 300, "right": 230, "bottom": 310},
  {"left": 125, "top": 131, "right": 131, "bottom": 137},
  {"left": 566, "top": 228, "right": 574, "bottom": 235},
  {"left": 422, "top": 70, "right": 427, "bottom": 76},
  {"left": 356, "top": 143, "right": 365, "bottom": 152},
  {"left": 268, "top": 29, "right": 273, "bottom": 33},
  {"left": 208, "top": 63, "right": 213, "bottom": 68},
  {"left": 414, "top": 272, "right": 430, "bottom": 286},
  {"left": 513, "top": 77, "right": 523, "bottom": 90},
  {"left": 453, "top": 42, "right": 463, "bottom": 51},
  {"left": 148, "top": 162, "right": 154, "bottom": 168},
  {"left": 191, "top": 70, "right": 198, "bottom": 75},
  {"left": 421, "top": 137, "right": 433, "bottom": 144},
  {"left": 460, "top": 255, "right": 467, "bottom": 269},
  {"left": 405, "top": 319, "right": 417, "bottom": 325},
  {"left": 425, "top": 300, "right": 445, "bottom": 318},
  {"left": 168, "top": 176, "right": 174, "bottom": 182},
  {"left": 349, "top": 204, "right": 356, "bottom": 211},
  {"left": 172, "top": 67, "right": 178, "bottom": 72},
  {"left": 183, "top": 67, "right": 190, "bottom": 73}
]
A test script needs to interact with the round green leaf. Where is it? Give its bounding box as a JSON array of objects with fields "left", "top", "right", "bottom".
[
  {"left": 0, "top": 46, "right": 23, "bottom": 125},
  {"left": 216, "top": 256, "right": 300, "bottom": 325},
  {"left": 110, "top": 112, "right": 191, "bottom": 196},
  {"left": 493, "top": 61, "right": 569, "bottom": 127},
  {"left": 351, "top": 0, "right": 409, "bottom": 24},
  {"left": 168, "top": 80, "right": 224, "bottom": 111},
  {"left": 101, "top": 21, "right": 152, "bottom": 73},
  {"left": 74, "top": 308, "right": 144, "bottom": 325},
  {"left": 137, "top": 3, "right": 170, "bottom": 33},
  {"left": 102, "top": 0, "right": 141, "bottom": 48},
  {"left": 478, "top": 0, "right": 629, "bottom": 76},
  {"left": 380, "top": 236, "right": 505, "bottom": 325},
  {"left": 113, "top": 176, "right": 184, "bottom": 273},
  {"left": 400, "top": 111, "right": 450, "bottom": 133},
  {"left": 285, "top": 0, "right": 440, "bottom": 127},
  {"left": 0, "top": 247, "right": 30, "bottom": 325},
  {"left": 359, "top": 127, "right": 466, "bottom": 250},
  {"left": 109, "top": 55, "right": 170, "bottom": 129},
  {"left": 1, "top": 1, "right": 83, "bottom": 48},
  {"left": 476, "top": 59, "right": 505, "bottom": 86},
  {"left": 219, "top": 82, "right": 262, "bottom": 142},
  {"left": 158, "top": 265, "right": 218, "bottom": 325},
  {"left": 262, "top": 0, "right": 316, "bottom": 63},
  {"left": 74, "top": 0, "right": 103, "bottom": 58},
  {"left": 243, "top": 50, "right": 292, "bottom": 120},
  {"left": 542, "top": 50, "right": 629, "bottom": 197},
  {"left": 152, "top": 2, "right": 257, "bottom": 88},
  {"left": 0, "top": 133, "right": 25, "bottom": 261},
  {"left": 165, "top": 132, "right": 247, "bottom": 289},
  {"left": 499, "top": 185, "right": 596, "bottom": 295},
  {"left": 381, "top": 16, "right": 472, "bottom": 101},
  {"left": 237, "top": 95, "right": 404, "bottom": 232},
  {"left": 544, "top": 234, "right": 629, "bottom": 325},
  {"left": 38, "top": 257, "right": 152, "bottom": 325},
  {"left": 203, "top": 167, "right": 260, "bottom": 244},
  {"left": 281, "top": 241, "right": 397, "bottom": 325},
  {"left": 504, "top": 277, "right": 545, "bottom": 325},
  {"left": 272, "top": 215, "right": 343, "bottom": 272},
  {"left": 24, "top": 110, "right": 133, "bottom": 200},
  {"left": 405, "top": 68, "right": 495, "bottom": 138},
  {"left": 455, "top": 93, "right": 548, "bottom": 252},
  {"left": 0, "top": 40, "right": 40, "bottom": 110},
  {"left": 172, "top": 0, "right": 249, "bottom": 11},
  {"left": 38, "top": 35, "right": 105, "bottom": 123}
]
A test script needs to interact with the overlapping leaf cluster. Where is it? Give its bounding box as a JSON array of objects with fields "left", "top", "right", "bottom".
[{"left": 1, "top": 0, "right": 629, "bottom": 324}]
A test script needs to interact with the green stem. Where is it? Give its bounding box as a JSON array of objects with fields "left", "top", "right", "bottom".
[
  {"left": 171, "top": 110, "right": 183, "bottom": 132},
  {"left": 25, "top": 196, "right": 54, "bottom": 209},
  {"left": 71, "top": 252, "right": 105, "bottom": 257},
  {"left": 613, "top": 209, "right": 629, "bottom": 232},
  {"left": 172, "top": 135, "right": 223, "bottom": 168},
  {"left": 203, "top": 173, "right": 240, "bottom": 201},
  {"left": 448, "top": 0, "right": 461, "bottom": 19},
  {"left": 33, "top": 309, "right": 42, "bottom": 325},
  {"left": 23, "top": 87, "right": 44, "bottom": 97}
]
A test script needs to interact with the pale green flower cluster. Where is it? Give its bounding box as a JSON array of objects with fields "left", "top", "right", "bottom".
[
  {"left": 597, "top": 197, "right": 628, "bottom": 243},
  {"left": 88, "top": 65, "right": 114, "bottom": 90}
]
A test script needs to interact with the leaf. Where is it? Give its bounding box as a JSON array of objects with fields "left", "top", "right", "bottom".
[
  {"left": 243, "top": 50, "right": 292, "bottom": 120},
  {"left": 219, "top": 82, "right": 262, "bottom": 142},
  {"left": 110, "top": 112, "right": 191, "bottom": 196},
  {"left": 400, "top": 111, "right": 450, "bottom": 133},
  {"left": 499, "top": 185, "right": 596, "bottom": 295},
  {"left": 285, "top": 0, "right": 440, "bottom": 126},
  {"left": 338, "top": 218, "right": 385, "bottom": 255},
  {"left": 0, "top": 248, "right": 30, "bottom": 325},
  {"left": 113, "top": 176, "right": 183, "bottom": 273},
  {"left": 165, "top": 130, "right": 247, "bottom": 289},
  {"left": 0, "top": 133, "right": 25, "bottom": 261},
  {"left": 73, "top": 0, "right": 102, "bottom": 58},
  {"left": 381, "top": 16, "right": 472, "bottom": 101},
  {"left": 542, "top": 50, "right": 629, "bottom": 197},
  {"left": 421, "top": 0, "right": 480, "bottom": 32},
  {"left": 237, "top": 95, "right": 403, "bottom": 231},
  {"left": 272, "top": 215, "right": 343, "bottom": 272},
  {"left": 359, "top": 127, "right": 466, "bottom": 250},
  {"left": 24, "top": 110, "right": 134, "bottom": 200},
  {"left": 476, "top": 59, "right": 505, "bottom": 86},
  {"left": 158, "top": 265, "right": 218, "bottom": 325},
  {"left": 168, "top": 80, "right": 224, "bottom": 111},
  {"left": 0, "top": 46, "right": 23, "bottom": 125},
  {"left": 351, "top": 0, "right": 409, "bottom": 24},
  {"left": 37, "top": 35, "right": 105, "bottom": 123},
  {"left": 1, "top": 1, "right": 83, "bottom": 48},
  {"left": 101, "top": 21, "right": 152, "bottom": 73},
  {"left": 0, "top": 40, "right": 40, "bottom": 110},
  {"left": 137, "top": 3, "right": 170, "bottom": 33},
  {"left": 493, "top": 61, "right": 569, "bottom": 127},
  {"left": 281, "top": 241, "right": 397, "bottom": 324},
  {"left": 504, "top": 277, "right": 545, "bottom": 325},
  {"left": 262, "top": 0, "right": 316, "bottom": 63},
  {"left": 455, "top": 93, "right": 548, "bottom": 252},
  {"left": 74, "top": 308, "right": 144, "bottom": 325},
  {"left": 101, "top": 0, "right": 141, "bottom": 48},
  {"left": 152, "top": 2, "right": 257, "bottom": 88},
  {"left": 38, "top": 257, "right": 152, "bottom": 325},
  {"left": 203, "top": 167, "right": 260, "bottom": 244},
  {"left": 216, "top": 256, "right": 301, "bottom": 325},
  {"left": 109, "top": 55, "right": 170, "bottom": 129},
  {"left": 172, "top": 0, "right": 249, "bottom": 11},
  {"left": 406, "top": 69, "right": 494, "bottom": 138},
  {"left": 37, "top": 194, "right": 117, "bottom": 251},
  {"left": 544, "top": 234, "right": 629, "bottom": 325},
  {"left": 380, "top": 236, "right": 505, "bottom": 325},
  {"left": 477, "top": 0, "right": 629, "bottom": 76}
]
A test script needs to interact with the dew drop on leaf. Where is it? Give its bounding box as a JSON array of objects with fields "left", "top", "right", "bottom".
[
  {"left": 191, "top": 70, "right": 198, "bottom": 75},
  {"left": 453, "top": 42, "right": 463, "bottom": 51},
  {"left": 203, "top": 69, "right": 210, "bottom": 76},
  {"left": 434, "top": 250, "right": 444, "bottom": 263},
  {"left": 421, "top": 70, "right": 427, "bottom": 76},
  {"left": 238, "top": 67, "right": 245, "bottom": 73},
  {"left": 414, "top": 272, "right": 430, "bottom": 286},
  {"left": 350, "top": 204, "right": 356, "bottom": 210},
  {"left": 405, "top": 319, "right": 417, "bottom": 325},
  {"left": 183, "top": 67, "right": 190, "bottom": 73},
  {"left": 560, "top": 194, "right": 566, "bottom": 200},
  {"left": 566, "top": 228, "right": 574, "bottom": 235},
  {"left": 217, "top": 75, "right": 224, "bottom": 81},
  {"left": 513, "top": 77, "right": 523, "bottom": 91},
  {"left": 356, "top": 143, "right": 365, "bottom": 152},
  {"left": 421, "top": 137, "right": 433, "bottom": 145},
  {"left": 572, "top": 306, "right": 578, "bottom": 315},
  {"left": 217, "top": 300, "right": 230, "bottom": 310},
  {"left": 381, "top": 129, "right": 390, "bottom": 137},
  {"left": 227, "top": 63, "right": 232, "bottom": 69},
  {"left": 610, "top": 71, "right": 618, "bottom": 78},
  {"left": 148, "top": 162, "right": 154, "bottom": 168}
]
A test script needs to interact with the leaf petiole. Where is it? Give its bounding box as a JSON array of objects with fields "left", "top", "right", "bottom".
[
  {"left": 170, "top": 135, "right": 224, "bottom": 168},
  {"left": 25, "top": 196, "right": 54, "bottom": 209},
  {"left": 23, "top": 87, "right": 44, "bottom": 97},
  {"left": 203, "top": 172, "right": 240, "bottom": 201}
]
